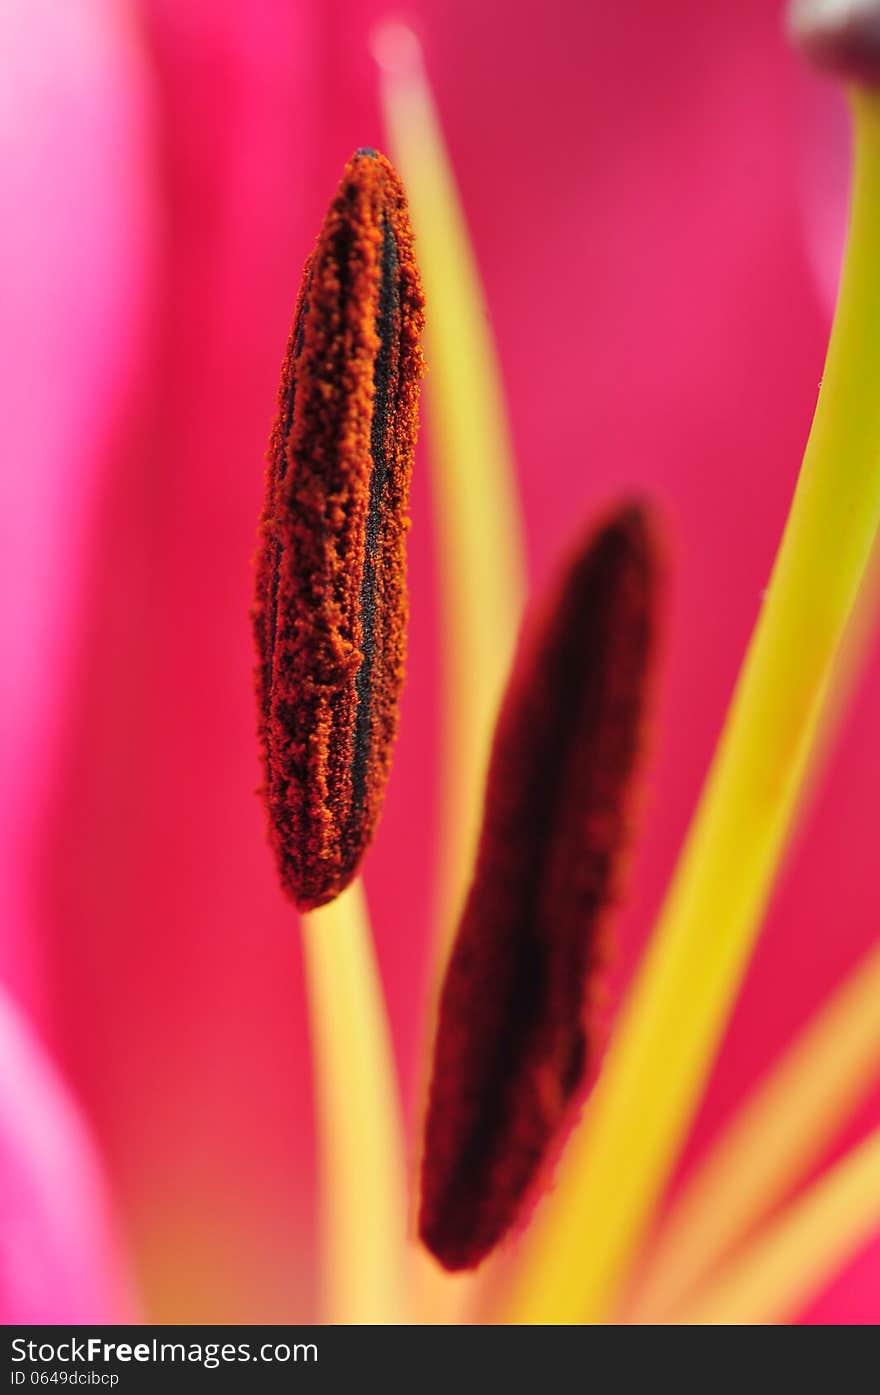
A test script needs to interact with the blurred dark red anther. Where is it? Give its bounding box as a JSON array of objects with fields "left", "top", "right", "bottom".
[
  {"left": 419, "top": 504, "right": 661, "bottom": 1270},
  {"left": 253, "top": 149, "right": 425, "bottom": 911}
]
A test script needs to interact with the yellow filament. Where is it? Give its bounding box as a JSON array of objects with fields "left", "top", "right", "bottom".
[
  {"left": 376, "top": 22, "right": 526, "bottom": 964},
  {"left": 676, "top": 1126, "right": 880, "bottom": 1325},
  {"left": 802, "top": 524, "right": 880, "bottom": 798},
  {"left": 502, "top": 89, "right": 880, "bottom": 1324},
  {"left": 625, "top": 942, "right": 880, "bottom": 1321},
  {"left": 302, "top": 880, "right": 407, "bottom": 1323}
]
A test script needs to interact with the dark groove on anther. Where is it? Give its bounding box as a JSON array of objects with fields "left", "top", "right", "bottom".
[
  {"left": 253, "top": 150, "right": 425, "bottom": 910},
  {"left": 351, "top": 220, "right": 400, "bottom": 822},
  {"left": 419, "top": 504, "right": 662, "bottom": 1270}
]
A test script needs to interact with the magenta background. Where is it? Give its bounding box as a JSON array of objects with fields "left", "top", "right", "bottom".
[{"left": 2, "top": 0, "right": 878, "bottom": 1320}]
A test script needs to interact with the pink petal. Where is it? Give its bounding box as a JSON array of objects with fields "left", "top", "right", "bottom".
[
  {"left": 0, "top": 0, "right": 155, "bottom": 1010},
  {"left": 0, "top": 988, "right": 135, "bottom": 1322}
]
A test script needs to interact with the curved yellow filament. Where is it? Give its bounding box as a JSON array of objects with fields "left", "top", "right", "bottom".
[
  {"left": 624, "top": 941, "right": 880, "bottom": 1321},
  {"left": 502, "top": 89, "right": 880, "bottom": 1324},
  {"left": 675, "top": 1125, "right": 880, "bottom": 1325},
  {"left": 302, "top": 880, "right": 407, "bottom": 1323}
]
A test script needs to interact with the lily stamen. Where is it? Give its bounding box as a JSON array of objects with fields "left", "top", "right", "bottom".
[
  {"left": 420, "top": 505, "right": 661, "bottom": 1271},
  {"left": 253, "top": 149, "right": 425, "bottom": 911}
]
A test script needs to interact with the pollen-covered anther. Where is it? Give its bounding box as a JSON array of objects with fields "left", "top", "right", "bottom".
[
  {"left": 419, "top": 504, "right": 662, "bottom": 1271},
  {"left": 253, "top": 150, "right": 426, "bottom": 911}
]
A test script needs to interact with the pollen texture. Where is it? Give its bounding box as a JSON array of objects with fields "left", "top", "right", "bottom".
[
  {"left": 253, "top": 150, "right": 425, "bottom": 911},
  {"left": 419, "top": 505, "right": 661, "bottom": 1270}
]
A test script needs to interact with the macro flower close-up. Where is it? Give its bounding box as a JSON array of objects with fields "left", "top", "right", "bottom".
[{"left": 2, "top": 0, "right": 880, "bottom": 1342}]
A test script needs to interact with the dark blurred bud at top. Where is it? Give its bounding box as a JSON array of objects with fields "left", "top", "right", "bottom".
[{"left": 788, "top": 0, "right": 880, "bottom": 83}]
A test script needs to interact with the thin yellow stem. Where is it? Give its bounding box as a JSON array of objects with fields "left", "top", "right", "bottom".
[
  {"left": 624, "top": 941, "right": 880, "bottom": 1321},
  {"left": 302, "top": 880, "right": 407, "bottom": 1323},
  {"left": 502, "top": 89, "right": 880, "bottom": 1324},
  {"left": 801, "top": 524, "right": 880, "bottom": 800},
  {"left": 675, "top": 1126, "right": 880, "bottom": 1325},
  {"left": 377, "top": 23, "right": 526, "bottom": 967}
]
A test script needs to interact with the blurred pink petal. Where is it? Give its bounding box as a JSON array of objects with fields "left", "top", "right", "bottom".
[
  {"left": 0, "top": 0, "right": 155, "bottom": 1012},
  {"left": 0, "top": 987, "right": 134, "bottom": 1321},
  {"left": 794, "top": 66, "right": 851, "bottom": 316},
  {"left": 801, "top": 1229, "right": 880, "bottom": 1325}
]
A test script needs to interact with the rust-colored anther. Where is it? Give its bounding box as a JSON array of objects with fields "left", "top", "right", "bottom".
[
  {"left": 419, "top": 504, "right": 662, "bottom": 1270},
  {"left": 253, "top": 149, "right": 425, "bottom": 911}
]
